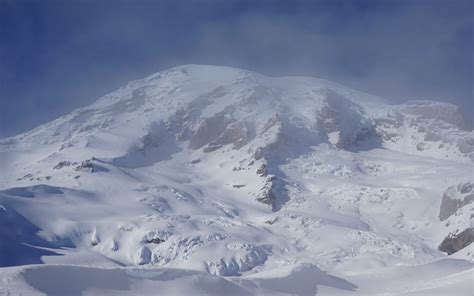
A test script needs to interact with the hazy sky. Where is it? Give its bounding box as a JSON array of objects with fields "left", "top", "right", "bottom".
[{"left": 1, "top": 0, "right": 472, "bottom": 137}]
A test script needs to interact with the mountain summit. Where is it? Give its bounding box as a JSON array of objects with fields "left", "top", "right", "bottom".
[{"left": 1, "top": 65, "right": 473, "bottom": 295}]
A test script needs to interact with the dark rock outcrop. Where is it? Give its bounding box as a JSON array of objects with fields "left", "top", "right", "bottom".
[
  {"left": 146, "top": 238, "right": 165, "bottom": 244},
  {"left": 53, "top": 161, "right": 75, "bottom": 170},
  {"left": 189, "top": 113, "right": 231, "bottom": 150},
  {"left": 256, "top": 176, "right": 276, "bottom": 208},
  {"left": 74, "top": 160, "right": 95, "bottom": 173},
  {"left": 438, "top": 228, "right": 474, "bottom": 255}
]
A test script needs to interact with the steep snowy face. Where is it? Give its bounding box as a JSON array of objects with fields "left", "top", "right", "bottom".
[
  {"left": 1, "top": 65, "right": 470, "bottom": 162},
  {"left": 0, "top": 66, "right": 368, "bottom": 152},
  {"left": 0, "top": 65, "right": 473, "bottom": 295},
  {"left": 375, "top": 100, "right": 474, "bottom": 161}
]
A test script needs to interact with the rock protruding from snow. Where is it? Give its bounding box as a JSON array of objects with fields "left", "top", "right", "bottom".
[
  {"left": 439, "top": 182, "right": 474, "bottom": 221},
  {"left": 74, "top": 160, "right": 95, "bottom": 173},
  {"left": 317, "top": 90, "right": 375, "bottom": 148},
  {"left": 439, "top": 228, "right": 474, "bottom": 255},
  {"left": 189, "top": 113, "right": 232, "bottom": 150},
  {"left": 256, "top": 176, "right": 276, "bottom": 207},
  {"left": 90, "top": 230, "right": 100, "bottom": 247}
]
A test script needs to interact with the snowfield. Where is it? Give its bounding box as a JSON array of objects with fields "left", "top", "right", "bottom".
[{"left": 0, "top": 65, "right": 472, "bottom": 295}]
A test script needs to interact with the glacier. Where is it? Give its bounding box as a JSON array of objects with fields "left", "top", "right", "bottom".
[{"left": 0, "top": 65, "right": 472, "bottom": 295}]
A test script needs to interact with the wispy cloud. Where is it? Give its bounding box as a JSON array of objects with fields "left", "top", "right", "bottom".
[{"left": 0, "top": 0, "right": 472, "bottom": 136}]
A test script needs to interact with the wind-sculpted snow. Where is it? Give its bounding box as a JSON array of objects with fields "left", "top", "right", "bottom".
[
  {"left": 1, "top": 184, "right": 64, "bottom": 198},
  {"left": 0, "top": 204, "right": 63, "bottom": 267},
  {"left": 15, "top": 265, "right": 254, "bottom": 296},
  {"left": 0, "top": 65, "right": 473, "bottom": 295}
]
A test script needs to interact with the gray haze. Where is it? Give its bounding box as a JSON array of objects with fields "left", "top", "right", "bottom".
[{"left": 0, "top": 0, "right": 472, "bottom": 137}]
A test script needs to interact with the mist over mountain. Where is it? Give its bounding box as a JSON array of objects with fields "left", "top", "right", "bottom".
[{"left": 1, "top": 0, "right": 472, "bottom": 137}]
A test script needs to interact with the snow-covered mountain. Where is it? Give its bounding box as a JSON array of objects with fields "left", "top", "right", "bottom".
[{"left": 1, "top": 65, "right": 473, "bottom": 295}]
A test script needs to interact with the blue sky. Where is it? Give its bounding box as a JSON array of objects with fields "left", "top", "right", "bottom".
[{"left": 0, "top": 0, "right": 472, "bottom": 137}]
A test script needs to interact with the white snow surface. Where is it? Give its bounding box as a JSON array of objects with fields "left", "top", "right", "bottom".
[{"left": 0, "top": 64, "right": 473, "bottom": 295}]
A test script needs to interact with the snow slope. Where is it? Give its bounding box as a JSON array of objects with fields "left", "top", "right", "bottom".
[{"left": 0, "top": 65, "right": 473, "bottom": 295}]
